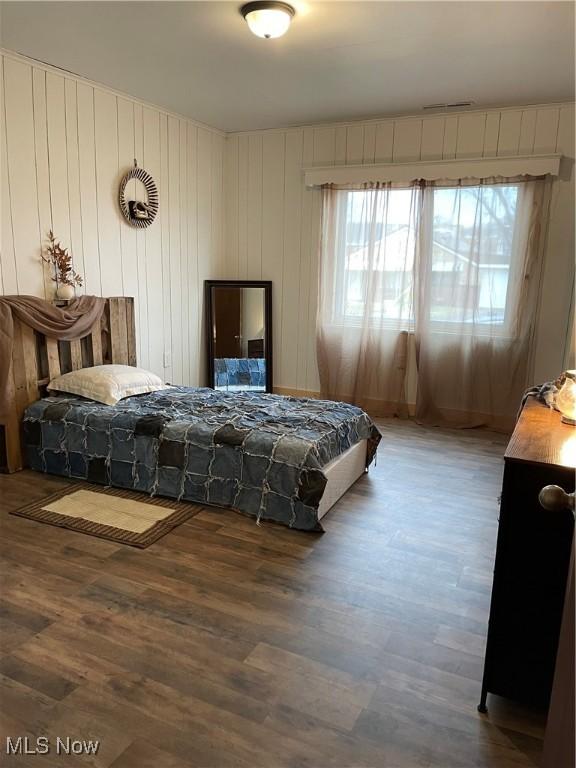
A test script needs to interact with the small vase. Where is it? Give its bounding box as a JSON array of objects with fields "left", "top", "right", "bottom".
[{"left": 56, "top": 283, "right": 75, "bottom": 301}]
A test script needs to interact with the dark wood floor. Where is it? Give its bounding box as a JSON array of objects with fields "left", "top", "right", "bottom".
[{"left": 0, "top": 418, "right": 546, "bottom": 767}]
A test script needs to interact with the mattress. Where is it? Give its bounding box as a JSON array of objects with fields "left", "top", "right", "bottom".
[{"left": 22, "top": 387, "right": 381, "bottom": 531}]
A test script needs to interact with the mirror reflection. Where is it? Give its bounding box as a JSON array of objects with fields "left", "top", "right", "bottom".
[{"left": 209, "top": 284, "right": 269, "bottom": 392}]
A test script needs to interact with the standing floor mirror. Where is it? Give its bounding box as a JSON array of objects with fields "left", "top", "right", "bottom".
[{"left": 205, "top": 280, "right": 272, "bottom": 393}]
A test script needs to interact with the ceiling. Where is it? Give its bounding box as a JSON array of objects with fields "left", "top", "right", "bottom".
[{"left": 1, "top": 1, "right": 574, "bottom": 132}]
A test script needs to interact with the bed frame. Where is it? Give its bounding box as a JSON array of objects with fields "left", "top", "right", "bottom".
[{"left": 2, "top": 297, "right": 136, "bottom": 473}]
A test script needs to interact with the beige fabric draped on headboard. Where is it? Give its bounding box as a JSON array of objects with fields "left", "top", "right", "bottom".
[
  {"left": 0, "top": 295, "right": 135, "bottom": 473},
  {"left": 0, "top": 295, "right": 106, "bottom": 424}
]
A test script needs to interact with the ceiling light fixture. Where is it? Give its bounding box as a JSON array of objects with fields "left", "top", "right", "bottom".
[{"left": 241, "top": 1, "right": 295, "bottom": 39}]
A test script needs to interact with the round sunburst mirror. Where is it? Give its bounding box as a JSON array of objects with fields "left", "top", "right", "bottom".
[{"left": 118, "top": 162, "right": 159, "bottom": 228}]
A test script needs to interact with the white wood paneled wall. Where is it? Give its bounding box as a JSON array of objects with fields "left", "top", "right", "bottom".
[
  {"left": 0, "top": 51, "right": 225, "bottom": 386},
  {"left": 224, "top": 104, "right": 575, "bottom": 392},
  {"left": 2, "top": 49, "right": 572, "bottom": 394}
]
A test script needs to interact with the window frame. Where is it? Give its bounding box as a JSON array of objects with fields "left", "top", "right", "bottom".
[{"left": 329, "top": 182, "right": 524, "bottom": 339}]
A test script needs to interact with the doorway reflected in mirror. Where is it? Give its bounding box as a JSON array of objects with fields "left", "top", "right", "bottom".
[{"left": 205, "top": 281, "right": 272, "bottom": 393}]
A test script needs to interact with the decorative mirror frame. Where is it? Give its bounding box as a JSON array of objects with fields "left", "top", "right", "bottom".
[
  {"left": 205, "top": 280, "right": 273, "bottom": 393},
  {"left": 118, "top": 161, "right": 159, "bottom": 228}
]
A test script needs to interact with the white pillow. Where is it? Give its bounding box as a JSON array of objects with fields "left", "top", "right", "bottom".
[{"left": 47, "top": 364, "right": 172, "bottom": 406}]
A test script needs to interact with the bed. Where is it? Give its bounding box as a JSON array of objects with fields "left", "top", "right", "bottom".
[
  {"left": 22, "top": 388, "right": 380, "bottom": 531},
  {"left": 3, "top": 296, "right": 381, "bottom": 531}
]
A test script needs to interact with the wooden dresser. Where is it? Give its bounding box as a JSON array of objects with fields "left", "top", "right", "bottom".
[{"left": 479, "top": 397, "right": 575, "bottom": 711}]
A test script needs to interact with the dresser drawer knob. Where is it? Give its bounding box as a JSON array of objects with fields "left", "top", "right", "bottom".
[{"left": 539, "top": 485, "right": 575, "bottom": 514}]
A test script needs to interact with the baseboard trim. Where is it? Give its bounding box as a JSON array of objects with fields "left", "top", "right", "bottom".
[{"left": 273, "top": 387, "right": 323, "bottom": 400}]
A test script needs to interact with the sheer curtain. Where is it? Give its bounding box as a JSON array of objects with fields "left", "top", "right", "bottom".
[
  {"left": 317, "top": 182, "right": 420, "bottom": 416},
  {"left": 317, "top": 177, "right": 546, "bottom": 429},
  {"left": 415, "top": 178, "right": 545, "bottom": 428}
]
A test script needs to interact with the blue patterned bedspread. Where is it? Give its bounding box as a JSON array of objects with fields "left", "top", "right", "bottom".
[{"left": 23, "top": 388, "right": 381, "bottom": 531}]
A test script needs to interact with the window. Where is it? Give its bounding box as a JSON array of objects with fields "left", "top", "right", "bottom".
[
  {"left": 332, "top": 182, "right": 523, "bottom": 329},
  {"left": 429, "top": 184, "right": 520, "bottom": 325},
  {"left": 333, "top": 188, "right": 417, "bottom": 324}
]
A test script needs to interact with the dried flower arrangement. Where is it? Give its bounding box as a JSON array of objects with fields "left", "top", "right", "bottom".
[{"left": 41, "top": 230, "right": 83, "bottom": 291}]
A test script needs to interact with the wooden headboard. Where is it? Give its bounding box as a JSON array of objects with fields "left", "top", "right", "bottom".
[{"left": 2, "top": 296, "right": 136, "bottom": 474}]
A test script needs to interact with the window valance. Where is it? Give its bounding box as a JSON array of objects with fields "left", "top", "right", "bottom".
[{"left": 303, "top": 153, "right": 562, "bottom": 187}]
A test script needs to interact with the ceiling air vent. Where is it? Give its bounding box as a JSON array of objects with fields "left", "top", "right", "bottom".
[{"left": 423, "top": 101, "right": 475, "bottom": 111}]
